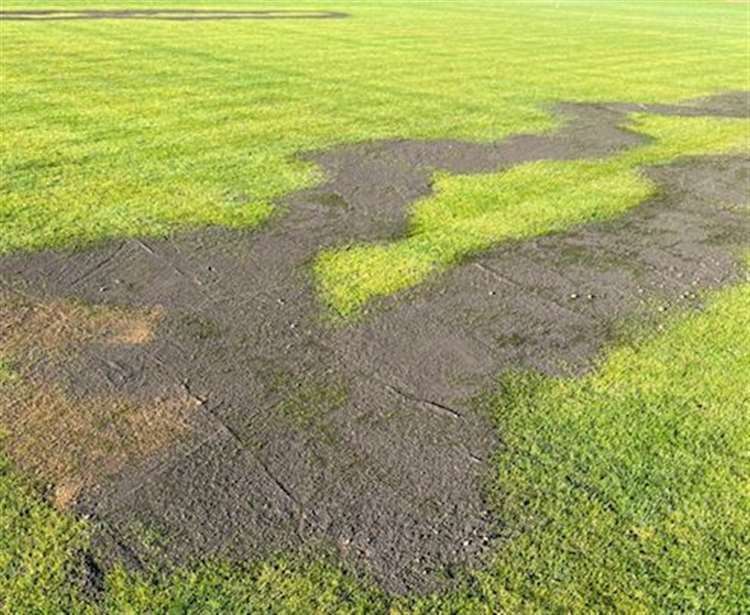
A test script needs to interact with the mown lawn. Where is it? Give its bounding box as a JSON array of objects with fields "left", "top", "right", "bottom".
[
  {"left": 1, "top": 0, "right": 747, "bottom": 254},
  {"left": 1, "top": 0, "right": 749, "bottom": 612},
  {"left": 3, "top": 264, "right": 748, "bottom": 612}
]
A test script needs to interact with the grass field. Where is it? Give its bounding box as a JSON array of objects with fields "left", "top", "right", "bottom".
[
  {"left": 1, "top": 0, "right": 749, "bottom": 612},
  {"left": 2, "top": 0, "right": 747, "bottom": 254}
]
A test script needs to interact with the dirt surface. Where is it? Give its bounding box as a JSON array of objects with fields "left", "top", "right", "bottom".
[
  {"left": 0, "top": 9, "right": 349, "bottom": 21},
  {"left": 0, "top": 92, "right": 748, "bottom": 594},
  {"left": 0, "top": 294, "right": 200, "bottom": 509}
]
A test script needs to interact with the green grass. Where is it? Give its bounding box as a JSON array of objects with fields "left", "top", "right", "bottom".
[
  {"left": 1, "top": 0, "right": 748, "bottom": 254},
  {"left": 2, "top": 269, "right": 748, "bottom": 612},
  {"left": 467, "top": 277, "right": 750, "bottom": 612},
  {"left": 316, "top": 114, "right": 750, "bottom": 316},
  {"left": 0, "top": 451, "right": 89, "bottom": 613},
  {"left": 100, "top": 558, "right": 386, "bottom": 614},
  {"left": 0, "top": 359, "right": 16, "bottom": 385},
  {"left": 2, "top": 1, "right": 749, "bottom": 611},
  {"left": 274, "top": 379, "right": 349, "bottom": 429}
]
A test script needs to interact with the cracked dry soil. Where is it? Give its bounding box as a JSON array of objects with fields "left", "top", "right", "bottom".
[{"left": 0, "top": 92, "right": 748, "bottom": 594}]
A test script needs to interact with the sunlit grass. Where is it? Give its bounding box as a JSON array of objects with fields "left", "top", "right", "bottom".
[
  {"left": 316, "top": 115, "right": 750, "bottom": 316},
  {"left": 1, "top": 0, "right": 747, "bottom": 253},
  {"left": 1, "top": 1, "right": 749, "bottom": 610}
]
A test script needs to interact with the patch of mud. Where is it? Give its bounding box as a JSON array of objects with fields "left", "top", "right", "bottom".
[
  {"left": 0, "top": 10, "right": 349, "bottom": 21},
  {"left": 0, "top": 294, "right": 202, "bottom": 509},
  {"left": 0, "top": 93, "right": 748, "bottom": 594}
]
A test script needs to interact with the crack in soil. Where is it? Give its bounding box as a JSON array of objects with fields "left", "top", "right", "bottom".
[{"left": 0, "top": 92, "right": 748, "bottom": 594}]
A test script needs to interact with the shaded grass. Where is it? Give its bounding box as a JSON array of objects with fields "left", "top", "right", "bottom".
[
  {"left": 1, "top": 0, "right": 748, "bottom": 254},
  {"left": 316, "top": 114, "right": 750, "bottom": 316},
  {"left": 2, "top": 273, "right": 748, "bottom": 611}
]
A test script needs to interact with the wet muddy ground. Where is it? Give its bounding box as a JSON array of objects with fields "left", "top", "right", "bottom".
[{"left": 0, "top": 92, "right": 748, "bottom": 593}]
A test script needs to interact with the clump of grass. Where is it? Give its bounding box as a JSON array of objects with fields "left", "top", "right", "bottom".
[
  {"left": 274, "top": 379, "right": 349, "bottom": 428},
  {"left": 0, "top": 359, "right": 16, "bottom": 384}
]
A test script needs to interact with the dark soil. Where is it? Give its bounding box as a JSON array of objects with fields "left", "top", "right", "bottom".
[
  {"left": 0, "top": 92, "right": 748, "bottom": 594},
  {"left": 0, "top": 9, "right": 349, "bottom": 21}
]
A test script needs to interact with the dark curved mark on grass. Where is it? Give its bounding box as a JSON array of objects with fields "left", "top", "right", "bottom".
[
  {"left": 0, "top": 9, "right": 349, "bottom": 21},
  {"left": 0, "top": 92, "right": 748, "bottom": 595}
]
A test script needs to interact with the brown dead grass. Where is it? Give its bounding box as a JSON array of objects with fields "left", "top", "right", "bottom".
[
  {"left": 0, "top": 291, "right": 161, "bottom": 359},
  {"left": 1, "top": 382, "right": 197, "bottom": 508},
  {"left": 0, "top": 291, "right": 196, "bottom": 508}
]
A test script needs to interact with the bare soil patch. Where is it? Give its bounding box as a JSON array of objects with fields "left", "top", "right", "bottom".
[
  {"left": 0, "top": 92, "right": 747, "bottom": 594},
  {"left": 0, "top": 294, "right": 201, "bottom": 509}
]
